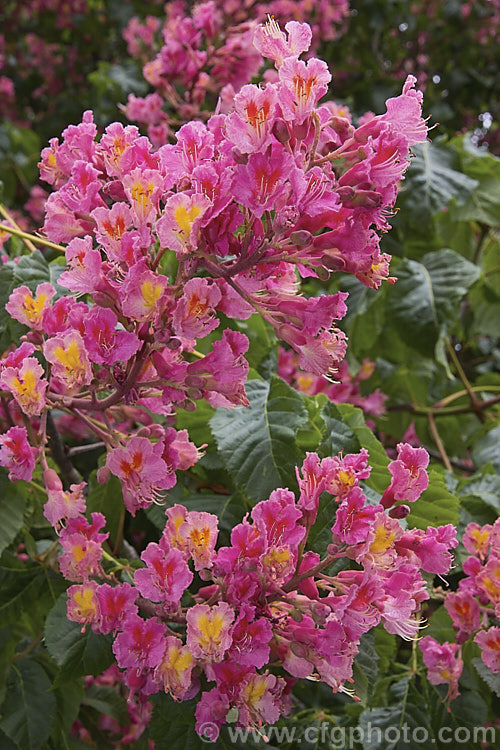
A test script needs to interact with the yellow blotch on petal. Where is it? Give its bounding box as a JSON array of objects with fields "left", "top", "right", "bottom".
[
  {"left": 369, "top": 525, "right": 396, "bottom": 555},
  {"left": 141, "top": 281, "right": 163, "bottom": 309},
  {"left": 174, "top": 204, "right": 202, "bottom": 236},
  {"left": 72, "top": 545, "right": 86, "bottom": 563},
  {"left": 54, "top": 341, "right": 82, "bottom": 370},
  {"left": 167, "top": 645, "right": 193, "bottom": 673},
  {"left": 197, "top": 613, "right": 225, "bottom": 646},
  {"left": 23, "top": 293, "right": 47, "bottom": 322},
  {"left": 244, "top": 677, "right": 268, "bottom": 706},
  {"left": 338, "top": 470, "right": 355, "bottom": 487},
  {"left": 12, "top": 369, "right": 36, "bottom": 398},
  {"left": 73, "top": 588, "right": 97, "bottom": 618}
]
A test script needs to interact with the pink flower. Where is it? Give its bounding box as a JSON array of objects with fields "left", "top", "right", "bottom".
[
  {"left": 180, "top": 511, "right": 218, "bottom": 571},
  {"left": 1, "top": 357, "right": 47, "bottom": 416},
  {"left": 59, "top": 533, "right": 104, "bottom": 582},
  {"left": 5, "top": 282, "right": 55, "bottom": 330},
  {"left": 195, "top": 688, "right": 230, "bottom": 741},
  {"left": 123, "top": 168, "right": 164, "bottom": 228},
  {"left": 419, "top": 636, "right": 463, "bottom": 701},
  {"left": 226, "top": 83, "right": 277, "bottom": 153},
  {"left": 120, "top": 260, "right": 168, "bottom": 322},
  {"left": 231, "top": 144, "right": 296, "bottom": 218},
  {"left": 83, "top": 307, "right": 140, "bottom": 365},
  {"left": 67, "top": 582, "right": 100, "bottom": 630},
  {"left": 332, "top": 487, "right": 378, "bottom": 546},
  {"left": 156, "top": 192, "right": 211, "bottom": 256},
  {"left": 113, "top": 614, "right": 166, "bottom": 672},
  {"left": 382, "top": 75, "right": 428, "bottom": 146},
  {"left": 106, "top": 436, "right": 175, "bottom": 515},
  {"left": 42, "top": 469, "right": 86, "bottom": 528},
  {"left": 475, "top": 627, "right": 500, "bottom": 673},
  {"left": 381, "top": 442, "right": 429, "bottom": 509},
  {"left": 252, "top": 488, "right": 305, "bottom": 549},
  {"left": 95, "top": 583, "right": 138, "bottom": 634},
  {"left": 44, "top": 331, "right": 93, "bottom": 391},
  {"left": 445, "top": 591, "right": 480, "bottom": 643},
  {"left": 172, "top": 277, "right": 221, "bottom": 340},
  {"left": 463, "top": 522, "right": 491, "bottom": 559},
  {"left": 0, "top": 426, "right": 37, "bottom": 481},
  {"left": 154, "top": 636, "right": 195, "bottom": 700},
  {"left": 186, "top": 602, "right": 235, "bottom": 662},
  {"left": 229, "top": 605, "right": 273, "bottom": 668},
  {"left": 279, "top": 56, "right": 331, "bottom": 123},
  {"left": 58, "top": 236, "right": 103, "bottom": 295},
  {"left": 253, "top": 19, "right": 312, "bottom": 67},
  {"left": 134, "top": 542, "right": 193, "bottom": 604}
]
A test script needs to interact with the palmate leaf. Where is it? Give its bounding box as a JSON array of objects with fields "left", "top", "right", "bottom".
[
  {"left": 386, "top": 248, "right": 480, "bottom": 355},
  {"left": 398, "top": 140, "right": 478, "bottom": 227},
  {"left": 0, "top": 658, "right": 56, "bottom": 750},
  {"left": 210, "top": 376, "right": 308, "bottom": 501},
  {"left": 406, "top": 467, "right": 460, "bottom": 530},
  {"left": 0, "top": 469, "right": 25, "bottom": 557}
]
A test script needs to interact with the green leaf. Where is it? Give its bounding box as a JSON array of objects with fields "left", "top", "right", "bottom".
[
  {"left": 455, "top": 177, "right": 500, "bottom": 226},
  {"left": 353, "top": 632, "right": 379, "bottom": 704},
  {"left": 472, "top": 426, "right": 500, "bottom": 473},
  {"left": 425, "top": 605, "right": 455, "bottom": 644},
  {"left": 0, "top": 658, "right": 56, "bottom": 750},
  {"left": 0, "top": 469, "right": 26, "bottom": 556},
  {"left": 473, "top": 658, "right": 500, "bottom": 698},
  {"left": 84, "top": 684, "right": 129, "bottom": 725},
  {"left": 406, "top": 468, "right": 460, "bottom": 530},
  {"left": 86, "top": 470, "right": 124, "bottom": 547},
  {"left": 210, "top": 377, "right": 308, "bottom": 501},
  {"left": 149, "top": 693, "right": 206, "bottom": 750},
  {"left": 0, "top": 556, "right": 47, "bottom": 627},
  {"left": 45, "top": 594, "right": 114, "bottom": 682},
  {"left": 386, "top": 250, "right": 480, "bottom": 354},
  {"left": 399, "top": 141, "right": 478, "bottom": 226}
]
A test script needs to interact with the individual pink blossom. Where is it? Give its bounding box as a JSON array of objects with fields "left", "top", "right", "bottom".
[
  {"left": 253, "top": 19, "right": 312, "bottom": 67},
  {"left": 258, "top": 544, "right": 296, "bottom": 589},
  {"left": 83, "top": 307, "right": 141, "bottom": 365},
  {"left": 476, "top": 557, "right": 500, "bottom": 605},
  {"left": 172, "top": 277, "right": 221, "bottom": 340},
  {"left": 154, "top": 636, "right": 195, "bottom": 700},
  {"left": 238, "top": 671, "right": 285, "bottom": 727},
  {"left": 67, "top": 582, "right": 100, "bottom": 631},
  {"left": 58, "top": 236, "right": 103, "bottom": 295},
  {"left": 134, "top": 542, "right": 193, "bottom": 604},
  {"left": 59, "top": 533, "right": 104, "bottom": 582},
  {"left": 296, "top": 452, "right": 325, "bottom": 526},
  {"left": 186, "top": 602, "right": 235, "bottom": 662},
  {"left": 123, "top": 168, "right": 164, "bottom": 228},
  {"left": 95, "top": 583, "right": 138, "bottom": 634},
  {"left": 113, "top": 614, "right": 166, "bottom": 672},
  {"left": 42, "top": 468, "right": 86, "bottom": 528},
  {"left": 59, "top": 160, "right": 103, "bottom": 214},
  {"left": 1, "top": 357, "right": 48, "bottom": 416},
  {"left": 195, "top": 688, "right": 230, "bottom": 741},
  {"left": 382, "top": 75, "right": 428, "bottom": 146},
  {"left": 229, "top": 605, "right": 273, "bottom": 668},
  {"left": 381, "top": 442, "right": 429, "bottom": 509},
  {"left": 419, "top": 636, "right": 463, "bottom": 701},
  {"left": 251, "top": 488, "right": 305, "bottom": 549},
  {"left": 120, "top": 260, "right": 168, "bottom": 322},
  {"left": 156, "top": 192, "right": 211, "bottom": 256},
  {"left": 180, "top": 511, "right": 218, "bottom": 571},
  {"left": 279, "top": 56, "right": 331, "bottom": 123},
  {"left": 91, "top": 202, "right": 133, "bottom": 260},
  {"left": 332, "top": 487, "right": 378, "bottom": 546},
  {"left": 475, "top": 627, "right": 500, "bottom": 673},
  {"left": 5, "top": 282, "right": 55, "bottom": 330},
  {"left": 187, "top": 329, "right": 249, "bottom": 408},
  {"left": 106, "top": 436, "right": 175, "bottom": 515},
  {"left": 445, "top": 591, "right": 481, "bottom": 643},
  {"left": 44, "top": 330, "right": 93, "bottom": 390},
  {"left": 463, "top": 522, "right": 492, "bottom": 559},
  {"left": 226, "top": 83, "right": 277, "bottom": 153},
  {"left": 231, "top": 144, "right": 296, "bottom": 219},
  {"left": 0, "top": 426, "right": 37, "bottom": 481}
]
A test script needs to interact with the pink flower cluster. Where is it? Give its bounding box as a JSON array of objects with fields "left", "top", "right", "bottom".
[
  {"left": 0, "top": 19, "right": 428, "bottom": 509},
  {"left": 61, "top": 446, "right": 457, "bottom": 739},
  {"left": 419, "top": 519, "right": 500, "bottom": 703},
  {"left": 122, "top": 1, "right": 350, "bottom": 142}
]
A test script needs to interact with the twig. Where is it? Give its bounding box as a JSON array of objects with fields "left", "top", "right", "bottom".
[
  {"left": 46, "top": 411, "right": 83, "bottom": 488},
  {"left": 427, "top": 413, "right": 453, "bottom": 473},
  {"left": 0, "top": 222, "right": 65, "bottom": 253},
  {"left": 0, "top": 204, "right": 37, "bottom": 253}
]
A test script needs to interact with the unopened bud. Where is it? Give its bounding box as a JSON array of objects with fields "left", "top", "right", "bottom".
[
  {"left": 389, "top": 504, "right": 410, "bottom": 519},
  {"left": 289, "top": 230, "right": 313, "bottom": 247},
  {"left": 182, "top": 399, "right": 196, "bottom": 412},
  {"left": 165, "top": 337, "right": 181, "bottom": 350},
  {"left": 336, "top": 186, "right": 355, "bottom": 202},
  {"left": 230, "top": 147, "right": 248, "bottom": 165},
  {"left": 185, "top": 375, "right": 204, "bottom": 388},
  {"left": 43, "top": 468, "right": 63, "bottom": 492},
  {"left": 292, "top": 119, "right": 310, "bottom": 141},
  {"left": 272, "top": 118, "right": 290, "bottom": 143},
  {"left": 321, "top": 253, "right": 346, "bottom": 271},
  {"left": 96, "top": 466, "right": 111, "bottom": 485},
  {"left": 186, "top": 387, "right": 203, "bottom": 400},
  {"left": 290, "top": 608, "right": 303, "bottom": 622},
  {"left": 316, "top": 265, "right": 330, "bottom": 281}
]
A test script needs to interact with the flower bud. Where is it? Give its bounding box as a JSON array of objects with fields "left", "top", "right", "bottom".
[
  {"left": 96, "top": 466, "right": 111, "bottom": 485},
  {"left": 272, "top": 118, "right": 290, "bottom": 144},
  {"left": 289, "top": 230, "right": 313, "bottom": 247},
  {"left": 389, "top": 504, "right": 411, "bottom": 519},
  {"left": 230, "top": 147, "right": 248, "bottom": 165}
]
